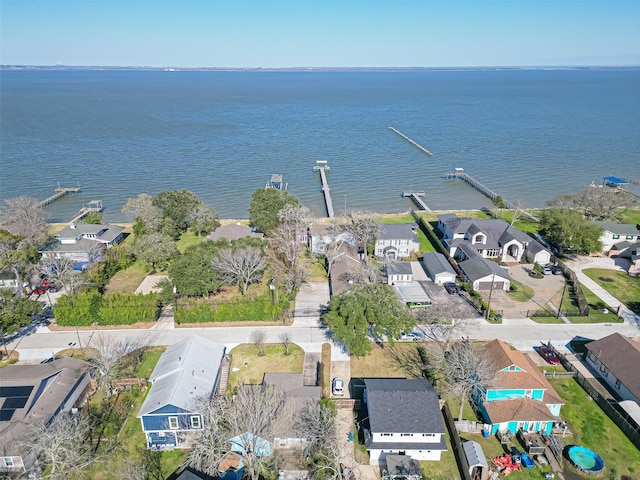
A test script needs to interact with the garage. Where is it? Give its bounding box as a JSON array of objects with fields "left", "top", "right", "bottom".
[{"left": 477, "top": 281, "right": 505, "bottom": 291}]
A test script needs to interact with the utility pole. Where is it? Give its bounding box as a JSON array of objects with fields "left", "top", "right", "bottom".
[
  {"left": 556, "top": 282, "right": 567, "bottom": 319},
  {"left": 485, "top": 273, "right": 496, "bottom": 320}
]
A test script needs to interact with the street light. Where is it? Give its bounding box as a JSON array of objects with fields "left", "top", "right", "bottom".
[{"left": 269, "top": 280, "right": 276, "bottom": 321}]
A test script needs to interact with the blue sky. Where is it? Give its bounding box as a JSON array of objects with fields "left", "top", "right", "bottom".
[{"left": 2, "top": 1, "right": 639, "bottom": 67}]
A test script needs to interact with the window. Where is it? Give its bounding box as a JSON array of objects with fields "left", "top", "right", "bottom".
[
  {"left": 612, "top": 234, "right": 620, "bottom": 239},
  {"left": 401, "top": 433, "right": 414, "bottom": 437},
  {"left": 381, "top": 433, "right": 392, "bottom": 437},
  {"left": 191, "top": 416, "right": 201, "bottom": 429},
  {"left": 422, "top": 433, "right": 435, "bottom": 437},
  {"left": 3, "top": 457, "right": 14, "bottom": 468},
  {"left": 626, "top": 235, "right": 635, "bottom": 240},
  {"left": 525, "top": 390, "right": 532, "bottom": 398},
  {"left": 615, "top": 379, "right": 621, "bottom": 390},
  {"left": 168, "top": 416, "right": 179, "bottom": 430}
]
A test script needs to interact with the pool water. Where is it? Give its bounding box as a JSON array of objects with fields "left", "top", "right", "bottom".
[{"left": 567, "top": 446, "right": 605, "bottom": 473}]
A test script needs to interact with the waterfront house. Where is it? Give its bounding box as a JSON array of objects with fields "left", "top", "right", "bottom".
[
  {"left": 0, "top": 358, "right": 91, "bottom": 474},
  {"left": 420, "top": 252, "right": 457, "bottom": 285},
  {"left": 362, "top": 378, "right": 446, "bottom": 464},
  {"left": 137, "top": 336, "right": 226, "bottom": 450},
  {"left": 307, "top": 224, "right": 357, "bottom": 255},
  {"left": 584, "top": 333, "right": 640, "bottom": 404},
  {"left": 39, "top": 223, "right": 125, "bottom": 264},
  {"left": 437, "top": 214, "right": 549, "bottom": 265},
  {"left": 327, "top": 242, "right": 362, "bottom": 296},
  {"left": 386, "top": 262, "right": 414, "bottom": 285},
  {"left": 474, "top": 340, "right": 563, "bottom": 435},
  {"left": 374, "top": 224, "right": 420, "bottom": 260},
  {"left": 261, "top": 373, "right": 322, "bottom": 449},
  {"left": 206, "top": 223, "right": 263, "bottom": 242},
  {"left": 593, "top": 221, "right": 640, "bottom": 253}
]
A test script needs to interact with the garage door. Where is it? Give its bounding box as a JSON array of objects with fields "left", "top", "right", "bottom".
[{"left": 477, "top": 281, "right": 504, "bottom": 290}]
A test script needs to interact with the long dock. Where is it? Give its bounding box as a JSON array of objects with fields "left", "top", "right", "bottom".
[
  {"left": 402, "top": 191, "right": 431, "bottom": 212},
  {"left": 36, "top": 184, "right": 81, "bottom": 208},
  {"left": 444, "top": 168, "right": 538, "bottom": 221},
  {"left": 68, "top": 200, "right": 103, "bottom": 224},
  {"left": 388, "top": 126, "right": 433, "bottom": 156},
  {"left": 313, "top": 161, "right": 335, "bottom": 218}
]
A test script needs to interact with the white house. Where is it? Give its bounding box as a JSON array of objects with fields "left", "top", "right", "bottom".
[
  {"left": 40, "top": 223, "right": 126, "bottom": 263},
  {"left": 307, "top": 224, "right": 357, "bottom": 256},
  {"left": 593, "top": 221, "right": 640, "bottom": 253},
  {"left": 386, "top": 262, "right": 413, "bottom": 285},
  {"left": 375, "top": 224, "right": 420, "bottom": 260},
  {"left": 362, "top": 378, "right": 446, "bottom": 464},
  {"left": 437, "top": 214, "right": 550, "bottom": 265},
  {"left": 585, "top": 333, "right": 640, "bottom": 404},
  {"left": 420, "top": 252, "right": 457, "bottom": 285}
]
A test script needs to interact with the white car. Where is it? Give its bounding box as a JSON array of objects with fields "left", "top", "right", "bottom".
[
  {"left": 399, "top": 332, "right": 423, "bottom": 342},
  {"left": 332, "top": 377, "right": 344, "bottom": 396}
]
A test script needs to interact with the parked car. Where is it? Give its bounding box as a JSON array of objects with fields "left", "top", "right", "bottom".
[
  {"left": 444, "top": 282, "right": 459, "bottom": 294},
  {"left": 541, "top": 265, "right": 552, "bottom": 275},
  {"left": 552, "top": 265, "right": 562, "bottom": 275},
  {"left": 399, "top": 332, "right": 423, "bottom": 342},
  {"left": 537, "top": 345, "right": 560, "bottom": 365},
  {"left": 332, "top": 377, "right": 344, "bottom": 396}
]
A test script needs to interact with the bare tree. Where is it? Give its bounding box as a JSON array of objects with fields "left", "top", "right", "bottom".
[
  {"left": 294, "top": 399, "right": 344, "bottom": 480},
  {"left": 548, "top": 186, "right": 638, "bottom": 221},
  {"left": 250, "top": 329, "right": 267, "bottom": 356},
  {"left": 37, "top": 256, "right": 88, "bottom": 296},
  {"left": 121, "top": 193, "right": 162, "bottom": 233},
  {"left": 343, "top": 212, "right": 378, "bottom": 262},
  {"left": 414, "top": 305, "right": 476, "bottom": 355},
  {"left": 279, "top": 332, "right": 291, "bottom": 355},
  {"left": 24, "top": 411, "right": 110, "bottom": 479},
  {"left": 509, "top": 198, "right": 525, "bottom": 226},
  {"left": 211, "top": 246, "right": 267, "bottom": 295},
  {"left": 186, "top": 385, "right": 287, "bottom": 480},
  {"left": 1, "top": 196, "right": 49, "bottom": 247},
  {"left": 431, "top": 341, "right": 494, "bottom": 421}
]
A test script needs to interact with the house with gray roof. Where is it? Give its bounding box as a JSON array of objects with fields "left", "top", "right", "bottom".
[
  {"left": 307, "top": 224, "right": 357, "bottom": 255},
  {"left": 362, "top": 378, "right": 446, "bottom": 464},
  {"left": 374, "top": 224, "right": 420, "bottom": 260},
  {"left": 328, "top": 242, "right": 362, "bottom": 297},
  {"left": 593, "top": 221, "right": 640, "bottom": 253},
  {"left": 585, "top": 333, "right": 640, "bottom": 404},
  {"left": 458, "top": 255, "right": 511, "bottom": 291},
  {"left": 437, "top": 214, "right": 549, "bottom": 265},
  {"left": 40, "top": 223, "right": 126, "bottom": 264},
  {"left": 0, "top": 358, "right": 91, "bottom": 473},
  {"left": 206, "top": 223, "right": 264, "bottom": 242},
  {"left": 137, "top": 336, "right": 226, "bottom": 450},
  {"left": 420, "top": 252, "right": 457, "bottom": 285},
  {"left": 386, "top": 262, "right": 414, "bottom": 285}
]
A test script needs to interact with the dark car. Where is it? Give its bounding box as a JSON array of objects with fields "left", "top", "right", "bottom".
[
  {"left": 444, "top": 282, "right": 459, "bottom": 295},
  {"left": 552, "top": 265, "right": 563, "bottom": 275},
  {"left": 538, "top": 345, "right": 560, "bottom": 365}
]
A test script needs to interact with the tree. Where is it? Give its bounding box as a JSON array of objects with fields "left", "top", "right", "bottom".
[
  {"left": 168, "top": 241, "right": 224, "bottom": 297},
  {"left": 189, "top": 203, "right": 220, "bottom": 237},
  {"left": 430, "top": 340, "right": 494, "bottom": 421},
  {"left": 82, "top": 212, "right": 104, "bottom": 224},
  {"left": 548, "top": 186, "right": 638, "bottom": 221},
  {"left": 186, "top": 385, "right": 288, "bottom": 480},
  {"left": 121, "top": 193, "right": 162, "bottom": 236},
  {"left": 343, "top": 212, "right": 378, "bottom": 261},
  {"left": 279, "top": 332, "right": 291, "bottom": 355},
  {"left": 0, "top": 229, "right": 41, "bottom": 297},
  {"left": 493, "top": 195, "right": 507, "bottom": 209},
  {"left": 0, "top": 196, "right": 49, "bottom": 248},
  {"left": 248, "top": 188, "right": 300, "bottom": 234},
  {"left": 250, "top": 329, "right": 267, "bottom": 356},
  {"left": 413, "top": 306, "right": 474, "bottom": 356},
  {"left": 211, "top": 246, "right": 267, "bottom": 295},
  {"left": 294, "top": 399, "right": 344, "bottom": 480},
  {"left": 128, "top": 232, "right": 178, "bottom": 272},
  {"left": 24, "top": 411, "right": 110, "bottom": 479},
  {"left": 538, "top": 208, "right": 603, "bottom": 254},
  {"left": 153, "top": 189, "right": 205, "bottom": 238},
  {"left": 271, "top": 204, "right": 309, "bottom": 269},
  {"left": 0, "top": 290, "right": 43, "bottom": 356},
  {"left": 321, "top": 284, "right": 415, "bottom": 356}
]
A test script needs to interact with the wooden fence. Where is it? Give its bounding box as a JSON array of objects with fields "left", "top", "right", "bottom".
[
  {"left": 441, "top": 402, "right": 472, "bottom": 480},
  {"left": 548, "top": 342, "right": 640, "bottom": 450}
]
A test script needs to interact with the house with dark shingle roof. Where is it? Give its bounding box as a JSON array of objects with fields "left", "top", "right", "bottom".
[
  {"left": 362, "top": 378, "right": 446, "bottom": 464},
  {"left": 420, "top": 252, "right": 457, "bottom": 285},
  {"left": 585, "top": 333, "right": 640, "bottom": 404},
  {"left": 40, "top": 223, "right": 126, "bottom": 263},
  {"left": 374, "top": 224, "right": 420, "bottom": 260},
  {"left": 474, "top": 340, "right": 564, "bottom": 435}
]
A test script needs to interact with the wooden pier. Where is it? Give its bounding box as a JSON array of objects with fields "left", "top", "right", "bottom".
[
  {"left": 402, "top": 191, "right": 431, "bottom": 212},
  {"left": 312, "top": 161, "right": 335, "bottom": 218},
  {"left": 444, "top": 168, "right": 538, "bottom": 221},
  {"left": 36, "top": 184, "right": 81, "bottom": 208},
  {"left": 388, "top": 126, "right": 433, "bottom": 156},
  {"left": 68, "top": 200, "right": 103, "bottom": 224}
]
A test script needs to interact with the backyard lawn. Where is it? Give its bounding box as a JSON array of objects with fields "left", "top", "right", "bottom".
[
  {"left": 582, "top": 268, "right": 640, "bottom": 314},
  {"left": 380, "top": 213, "right": 436, "bottom": 252},
  {"left": 227, "top": 342, "right": 304, "bottom": 391},
  {"left": 548, "top": 376, "right": 640, "bottom": 480}
]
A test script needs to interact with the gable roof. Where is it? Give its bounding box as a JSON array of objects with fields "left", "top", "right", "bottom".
[
  {"left": 585, "top": 333, "right": 640, "bottom": 399},
  {"left": 376, "top": 224, "right": 418, "bottom": 241},
  {"left": 328, "top": 242, "right": 362, "bottom": 296},
  {"left": 439, "top": 214, "right": 531, "bottom": 246},
  {"left": 138, "top": 336, "right": 225, "bottom": 416},
  {"left": 386, "top": 262, "right": 413, "bottom": 276},
  {"left": 483, "top": 398, "right": 558, "bottom": 424},
  {"left": 593, "top": 221, "right": 640, "bottom": 236},
  {"left": 262, "top": 373, "right": 322, "bottom": 399},
  {"left": 364, "top": 378, "right": 444, "bottom": 434},
  {"left": 206, "top": 223, "right": 263, "bottom": 242},
  {"left": 459, "top": 257, "right": 510, "bottom": 282},
  {"left": 421, "top": 252, "right": 456, "bottom": 276},
  {"left": 484, "top": 340, "right": 562, "bottom": 406}
]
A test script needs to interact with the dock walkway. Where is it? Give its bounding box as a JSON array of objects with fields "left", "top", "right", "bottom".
[
  {"left": 68, "top": 200, "right": 103, "bottom": 224},
  {"left": 402, "top": 191, "right": 431, "bottom": 212},
  {"left": 313, "top": 161, "right": 335, "bottom": 218},
  {"left": 444, "top": 168, "right": 539, "bottom": 221},
  {"left": 36, "top": 185, "right": 81, "bottom": 208},
  {"left": 388, "top": 126, "right": 433, "bottom": 156}
]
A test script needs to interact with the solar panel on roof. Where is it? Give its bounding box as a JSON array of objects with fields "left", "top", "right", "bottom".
[
  {"left": 0, "top": 386, "right": 34, "bottom": 398},
  {"left": 3, "top": 396, "right": 29, "bottom": 409},
  {"left": 0, "top": 409, "right": 16, "bottom": 422}
]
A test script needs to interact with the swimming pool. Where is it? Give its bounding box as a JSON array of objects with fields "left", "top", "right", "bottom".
[{"left": 567, "top": 446, "right": 605, "bottom": 475}]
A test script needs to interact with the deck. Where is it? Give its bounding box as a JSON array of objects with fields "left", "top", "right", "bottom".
[
  {"left": 313, "top": 161, "right": 335, "bottom": 218},
  {"left": 402, "top": 191, "right": 431, "bottom": 211},
  {"left": 36, "top": 185, "right": 81, "bottom": 208}
]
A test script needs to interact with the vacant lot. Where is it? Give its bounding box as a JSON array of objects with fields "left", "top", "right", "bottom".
[
  {"left": 227, "top": 343, "right": 304, "bottom": 391},
  {"left": 104, "top": 263, "right": 149, "bottom": 295},
  {"left": 583, "top": 268, "right": 640, "bottom": 314}
]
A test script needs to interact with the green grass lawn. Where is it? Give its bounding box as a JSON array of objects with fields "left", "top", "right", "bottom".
[
  {"left": 618, "top": 207, "right": 640, "bottom": 225},
  {"left": 548, "top": 376, "right": 640, "bottom": 480},
  {"left": 508, "top": 279, "right": 536, "bottom": 302},
  {"left": 228, "top": 343, "right": 304, "bottom": 391},
  {"left": 176, "top": 230, "right": 205, "bottom": 253},
  {"left": 582, "top": 268, "right": 640, "bottom": 315},
  {"left": 104, "top": 262, "right": 150, "bottom": 295},
  {"left": 379, "top": 213, "right": 436, "bottom": 253}
]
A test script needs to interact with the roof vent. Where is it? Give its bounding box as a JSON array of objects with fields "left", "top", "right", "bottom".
[{"left": 70, "top": 223, "right": 76, "bottom": 229}]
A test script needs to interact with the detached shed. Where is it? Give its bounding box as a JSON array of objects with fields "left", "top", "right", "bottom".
[
  {"left": 421, "top": 252, "right": 457, "bottom": 285},
  {"left": 463, "top": 441, "right": 489, "bottom": 480}
]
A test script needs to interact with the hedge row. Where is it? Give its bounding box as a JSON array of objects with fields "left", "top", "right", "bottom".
[
  {"left": 54, "top": 291, "right": 160, "bottom": 326},
  {"left": 175, "top": 294, "right": 291, "bottom": 323}
]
